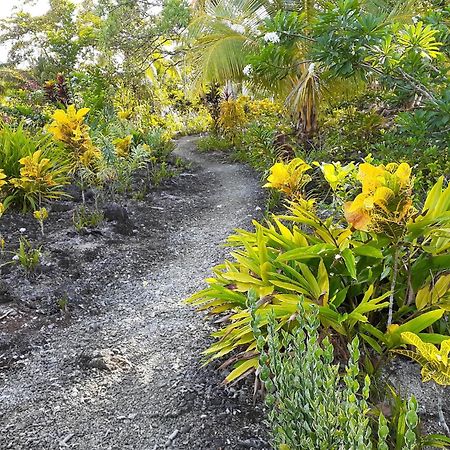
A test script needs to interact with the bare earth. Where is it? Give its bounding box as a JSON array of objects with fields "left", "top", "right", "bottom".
[{"left": 0, "top": 136, "right": 268, "bottom": 450}]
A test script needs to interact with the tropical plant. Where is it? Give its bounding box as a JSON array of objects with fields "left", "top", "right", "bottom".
[
  {"left": 263, "top": 157, "right": 312, "bottom": 198},
  {"left": 258, "top": 305, "right": 373, "bottom": 449},
  {"left": 218, "top": 99, "right": 246, "bottom": 140},
  {"left": 395, "top": 332, "right": 450, "bottom": 386},
  {"left": 73, "top": 205, "right": 104, "bottom": 232},
  {"left": 34, "top": 207, "right": 49, "bottom": 236},
  {"left": 8, "top": 150, "right": 68, "bottom": 211},
  {"left": 186, "top": 160, "right": 450, "bottom": 382},
  {"left": 15, "top": 236, "right": 41, "bottom": 274},
  {"left": 0, "top": 123, "right": 69, "bottom": 211},
  {"left": 47, "top": 104, "right": 101, "bottom": 171},
  {"left": 196, "top": 134, "right": 233, "bottom": 153},
  {"left": 113, "top": 135, "right": 133, "bottom": 158},
  {"left": 256, "top": 304, "right": 450, "bottom": 449}
]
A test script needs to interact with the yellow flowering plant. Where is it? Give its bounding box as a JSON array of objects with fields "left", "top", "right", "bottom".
[
  {"left": 0, "top": 169, "right": 7, "bottom": 217},
  {"left": 33, "top": 207, "right": 49, "bottom": 236},
  {"left": 319, "top": 161, "right": 356, "bottom": 192},
  {"left": 117, "top": 108, "right": 133, "bottom": 120},
  {"left": 218, "top": 99, "right": 246, "bottom": 139},
  {"left": 187, "top": 158, "right": 449, "bottom": 385},
  {"left": 394, "top": 332, "right": 450, "bottom": 386},
  {"left": 0, "top": 169, "right": 7, "bottom": 189},
  {"left": 343, "top": 162, "right": 413, "bottom": 235},
  {"left": 263, "top": 158, "right": 312, "bottom": 198},
  {"left": 8, "top": 150, "right": 68, "bottom": 211},
  {"left": 47, "top": 105, "right": 101, "bottom": 171}
]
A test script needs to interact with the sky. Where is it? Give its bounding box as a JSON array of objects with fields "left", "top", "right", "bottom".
[
  {"left": 0, "top": 0, "right": 50, "bottom": 19},
  {"left": 0, "top": 0, "right": 52, "bottom": 62}
]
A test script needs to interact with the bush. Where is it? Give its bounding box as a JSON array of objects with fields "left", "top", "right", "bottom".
[
  {"left": 196, "top": 134, "right": 233, "bottom": 153},
  {"left": 0, "top": 122, "right": 69, "bottom": 211},
  {"left": 257, "top": 303, "right": 450, "bottom": 449},
  {"left": 187, "top": 160, "right": 450, "bottom": 383}
]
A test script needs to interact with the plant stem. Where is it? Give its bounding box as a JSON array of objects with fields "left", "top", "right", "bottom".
[
  {"left": 437, "top": 387, "right": 450, "bottom": 435},
  {"left": 387, "top": 246, "right": 400, "bottom": 328}
]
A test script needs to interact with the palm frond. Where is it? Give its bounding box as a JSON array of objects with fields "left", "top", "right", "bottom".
[{"left": 363, "top": 0, "right": 425, "bottom": 24}]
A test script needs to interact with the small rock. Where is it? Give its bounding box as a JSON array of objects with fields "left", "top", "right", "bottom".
[
  {"left": 165, "top": 429, "right": 179, "bottom": 447},
  {"left": 103, "top": 203, "right": 129, "bottom": 223},
  {"left": 78, "top": 348, "right": 132, "bottom": 371},
  {"left": 50, "top": 202, "right": 74, "bottom": 213},
  {"left": 0, "top": 281, "right": 17, "bottom": 304},
  {"left": 64, "top": 184, "right": 83, "bottom": 202},
  {"left": 238, "top": 438, "right": 267, "bottom": 448}
]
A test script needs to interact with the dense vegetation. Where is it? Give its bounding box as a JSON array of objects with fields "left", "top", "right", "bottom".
[{"left": 1, "top": 0, "right": 449, "bottom": 449}]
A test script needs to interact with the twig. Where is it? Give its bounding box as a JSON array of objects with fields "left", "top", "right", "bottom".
[
  {"left": 387, "top": 246, "right": 400, "bottom": 327},
  {"left": 59, "top": 433, "right": 75, "bottom": 447},
  {"left": 0, "top": 310, "right": 13, "bottom": 321},
  {"left": 438, "top": 389, "right": 450, "bottom": 436}
]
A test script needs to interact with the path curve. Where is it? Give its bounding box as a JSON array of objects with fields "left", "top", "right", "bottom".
[{"left": 0, "top": 136, "right": 268, "bottom": 449}]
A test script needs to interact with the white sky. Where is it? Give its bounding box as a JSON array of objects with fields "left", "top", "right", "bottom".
[
  {"left": 0, "top": 0, "right": 50, "bottom": 19},
  {"left": 1, "top": 0, "right": 50, "bottom": 62}
]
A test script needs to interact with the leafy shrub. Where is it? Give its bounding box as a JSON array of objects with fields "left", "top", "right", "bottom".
[
  {"left": 73, "top": 205, "right": 104, "bottom": 232},
  {"left": 394, "top": 332, "right": 450, "bottom": 386},
  {"left": 0, "top": 122, "right": 69, "bottom": 211},
  {"left": 47, "top": 105, "right": 101, "bottom": 171},
  {"left": 259, "top": 305, "right": 373, "bottom": 449},
  {"left": 196, "top": 134, "right": 233, "bottom": 153},
  {"left": 232, "top": 123, "right": 279, "bottom": 174},
  {"left": 319, "top": 106, "right": 387, "bottom": 161},
  {"left": 134, "top": 128, "right": 175, "bottom": 159},
  {"left": 187, "top": 161, "right": 450, "bottom": 382},
  {"left": 218, "top": 99, "right": 246, "bottom": 139},
  {"left": 257, "top": 303, "right": 450, "bottom": 449},
  {"left": 15, "top": 236, "right": 41, "bottom": 274}
]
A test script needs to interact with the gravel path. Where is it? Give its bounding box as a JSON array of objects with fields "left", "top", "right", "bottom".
[{"left": 0, "top": 136, "right": 268, "bottom": 450}]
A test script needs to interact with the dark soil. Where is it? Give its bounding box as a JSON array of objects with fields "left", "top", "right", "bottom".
[{"left": 0, "top": 136, "right": 268, "bottom": 449}]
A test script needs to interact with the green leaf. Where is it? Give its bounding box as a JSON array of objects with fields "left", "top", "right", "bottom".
[
  {"left": 387, "top": 310, "right": 445, "bottom": 348},
  {"left": 276, "top": 243, "right": 336, "bottom": 262},
  {"left": 360, "top": 333, "right": 383, "bottom": 354},
  {"left": 225, "top": 357, "right": 258, "bottom": 383},
  {"left": 352, "top": 244, "right": 383, "bottom": 259},
  {"left": 342, "top": 248, "right": 357, "bottom": 280}
]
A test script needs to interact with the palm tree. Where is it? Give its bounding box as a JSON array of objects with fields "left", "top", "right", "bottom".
[{"left": 186, "top": 0, "right": 422, "bottom": 138}]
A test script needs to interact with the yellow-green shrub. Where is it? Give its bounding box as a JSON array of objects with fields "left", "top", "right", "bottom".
[
  {"left": 47, "top": 104, "right": 101, "bottom": 171},
  {"left": 187, "top": 160, "right": 450, "bottom": 382}
]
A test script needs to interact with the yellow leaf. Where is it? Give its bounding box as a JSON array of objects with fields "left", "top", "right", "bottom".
[{"left": 415, "top": 284, "right": 431, "bottom": 310}]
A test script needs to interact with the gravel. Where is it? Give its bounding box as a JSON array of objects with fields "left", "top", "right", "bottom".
[{"left": 0, "top": 136, "right": 268, "bottom": 449}]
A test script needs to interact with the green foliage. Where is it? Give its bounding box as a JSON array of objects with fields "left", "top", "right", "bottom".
[
  {"left": 258, "top": 306, "right": 373, "bottom": 449},
  {"left": 196, "top": 134, "right": 233, "bottom": 153},
  {"left": 256, "top": 303, "right": 450, "bottom": 449},
  {"left": 15, "top": 236, "right": 41, "bottom": 273},
  {"left": 72, "top": 205, "right": 104, "bottom": 232},
  {"left": 393, "top": 332, "right": 450, "bottom": 386},
  {"left": 187, "top": 165, "right": 450, "bottom": 382},
  {"left": 0, "top": 122, "right": 69, "bottom": 211}
]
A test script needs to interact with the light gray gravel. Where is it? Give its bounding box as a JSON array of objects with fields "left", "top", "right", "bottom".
[{"left": 0, "top": 136, "right": 268, "bottom": 450}]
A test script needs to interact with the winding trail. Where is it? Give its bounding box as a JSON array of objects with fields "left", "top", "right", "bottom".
[{"left": 0, "top": 137, "right": 268, "bottom": 449}]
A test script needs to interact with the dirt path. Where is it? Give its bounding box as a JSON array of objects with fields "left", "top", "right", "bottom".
[{"left": 0, "top": 136, "right": 268, "bottom": 450}]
